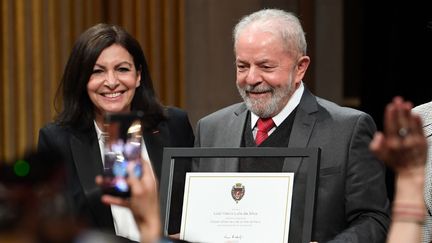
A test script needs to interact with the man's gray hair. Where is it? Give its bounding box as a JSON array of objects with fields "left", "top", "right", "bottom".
[{"left": 233, "top": 9, "right": 307, "bottom": 55}]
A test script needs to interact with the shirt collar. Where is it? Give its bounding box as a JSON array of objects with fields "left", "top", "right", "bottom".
[
  {"left": 251, "top": 81, "right": 304, "bottom": 128},
  {"left": 94, "top": 120, "right": 105, "bottom": 142}
]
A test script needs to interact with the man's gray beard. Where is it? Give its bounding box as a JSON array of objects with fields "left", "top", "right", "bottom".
[{"left": 237, "top": 80, "right": 293, "bottom": 118}]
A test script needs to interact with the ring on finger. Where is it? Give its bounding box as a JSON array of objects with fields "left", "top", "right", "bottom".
[{"left": 398, "top": 127, "right": 409, "bottom": 138}]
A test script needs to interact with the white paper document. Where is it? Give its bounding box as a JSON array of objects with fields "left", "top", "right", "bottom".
[{"left": 180, "top": 172, "right": 294, "bottom": 243}]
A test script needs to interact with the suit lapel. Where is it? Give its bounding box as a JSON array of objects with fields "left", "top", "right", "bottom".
[
  {"left": 228, "top": 104, "right": 248, "bottom": 147},
  {"left": 69, "top": 127, "right": 114, "bottom": 230},
  {"left": 211, "top": 103, "right": 248, "bottom": 172},
  {"left": 224, "top": 105, "right": 249, "bottom": 171},
  {"left": 144, "top": 123, "right": 169, "bottom": 181},
  {"left": 283, "top": 89, "right": 318, "bottom": 172},
  {"left": 423, "top": 117, "right": 432, "bottom": 139},
  {"left": 425, "top": 123, "right": 432, "bottom": 140},
  {"left": 413, "top": 102, "right": 432, "bottom": 138}
]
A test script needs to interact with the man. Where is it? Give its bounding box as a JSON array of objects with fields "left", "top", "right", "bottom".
[{"left": 194, "top": 9, "right": 390, "bottom": 242}]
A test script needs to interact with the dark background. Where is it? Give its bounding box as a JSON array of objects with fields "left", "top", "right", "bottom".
[
  {"left": 346, "top": 0, "right": 432, "bottom": 127},
  {"left": 345, "top": 0, "right": 432, "bottom": 200}
]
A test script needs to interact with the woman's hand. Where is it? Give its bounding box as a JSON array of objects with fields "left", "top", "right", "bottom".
[
  {"left": 370, "top": 96, "right": 427, "bottom": 175},
  {"left": 96, "top": 160, "right": 161, "bottom": 243}
]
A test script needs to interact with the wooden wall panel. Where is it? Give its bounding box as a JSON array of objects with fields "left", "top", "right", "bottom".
[
  {"left": 15, "top": 0, "right": 26, "bottom": 157},
  {"left": 1, "top": 0, "right": 14, "bottom": 160}
]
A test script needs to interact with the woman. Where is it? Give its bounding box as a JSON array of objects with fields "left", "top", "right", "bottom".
[
  {"left": 412, "top": 101, "right": 432, "bottom": 243},
  {"left": 370, "top": 96, "right": 427, "bottom": 243},
  {"left": 38, "top": 23, "right": 194, "bottom": 241}
]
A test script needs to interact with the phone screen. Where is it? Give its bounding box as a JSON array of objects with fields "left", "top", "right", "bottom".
[{"left": 102, "top": 111, "right": 144, "bottom": 197}]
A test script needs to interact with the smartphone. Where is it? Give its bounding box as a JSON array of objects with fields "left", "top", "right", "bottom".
[{"left": 102, "top": 111, "right": 144, "bottom": 197}]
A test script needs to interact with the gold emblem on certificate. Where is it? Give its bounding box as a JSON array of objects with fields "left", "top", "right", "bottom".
[{"left": 231, "top": 183, "right": 245, "bottom": 203}]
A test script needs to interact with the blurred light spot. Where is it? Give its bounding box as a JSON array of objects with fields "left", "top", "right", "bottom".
[{"left": 14, "top": 160, "right": 30, "bottom": 177}]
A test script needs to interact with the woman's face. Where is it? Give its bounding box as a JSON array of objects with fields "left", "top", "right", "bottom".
[{"left": 87, "top": 44, "right": 141, "bottom": 117}]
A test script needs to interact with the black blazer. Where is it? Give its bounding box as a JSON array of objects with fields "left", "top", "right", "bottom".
[{"left": 38, "top": 107, "right": 194, "bottom": 235}]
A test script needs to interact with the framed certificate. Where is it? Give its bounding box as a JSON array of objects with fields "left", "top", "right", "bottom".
[{"left": 159, "top": 147, "right": 321, "bottom": 243}]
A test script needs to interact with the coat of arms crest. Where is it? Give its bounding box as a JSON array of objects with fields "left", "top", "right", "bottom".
[{"left": 231, "top": 183, "right": 245, "bottom": 203}]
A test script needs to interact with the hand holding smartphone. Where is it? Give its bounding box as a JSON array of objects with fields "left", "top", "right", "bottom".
[{"left": 102, "top": 111, "right": 144, "bottom": 197}]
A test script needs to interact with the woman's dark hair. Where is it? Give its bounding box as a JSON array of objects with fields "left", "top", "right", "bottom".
[{"left": 54, "top": 23, "right": 166, "bottom": 130}]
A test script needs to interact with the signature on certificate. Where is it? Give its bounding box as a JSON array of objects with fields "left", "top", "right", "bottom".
[{"left": 224, "top": 234, "right": 243, "bottom": 241}]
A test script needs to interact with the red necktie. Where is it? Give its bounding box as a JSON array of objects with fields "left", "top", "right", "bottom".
[{"left": 255, "top": 118, "right": 275, "bottom": 145}]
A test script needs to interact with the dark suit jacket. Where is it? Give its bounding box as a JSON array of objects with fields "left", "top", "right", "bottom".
[
  {"left": 194, "top": 88, "right": 390, "bottom": 243},
  {"left": 38, "top": 107, "right": 194, "bottom": 236}
]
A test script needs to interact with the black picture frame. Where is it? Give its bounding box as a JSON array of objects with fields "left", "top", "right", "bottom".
[{"left": 159, "top": 147, "right": 321, "bottom": 243}]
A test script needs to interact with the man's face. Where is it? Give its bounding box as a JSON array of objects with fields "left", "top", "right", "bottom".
[{"left": 235, "top": 29, "right": 309, "bottom": 118}]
